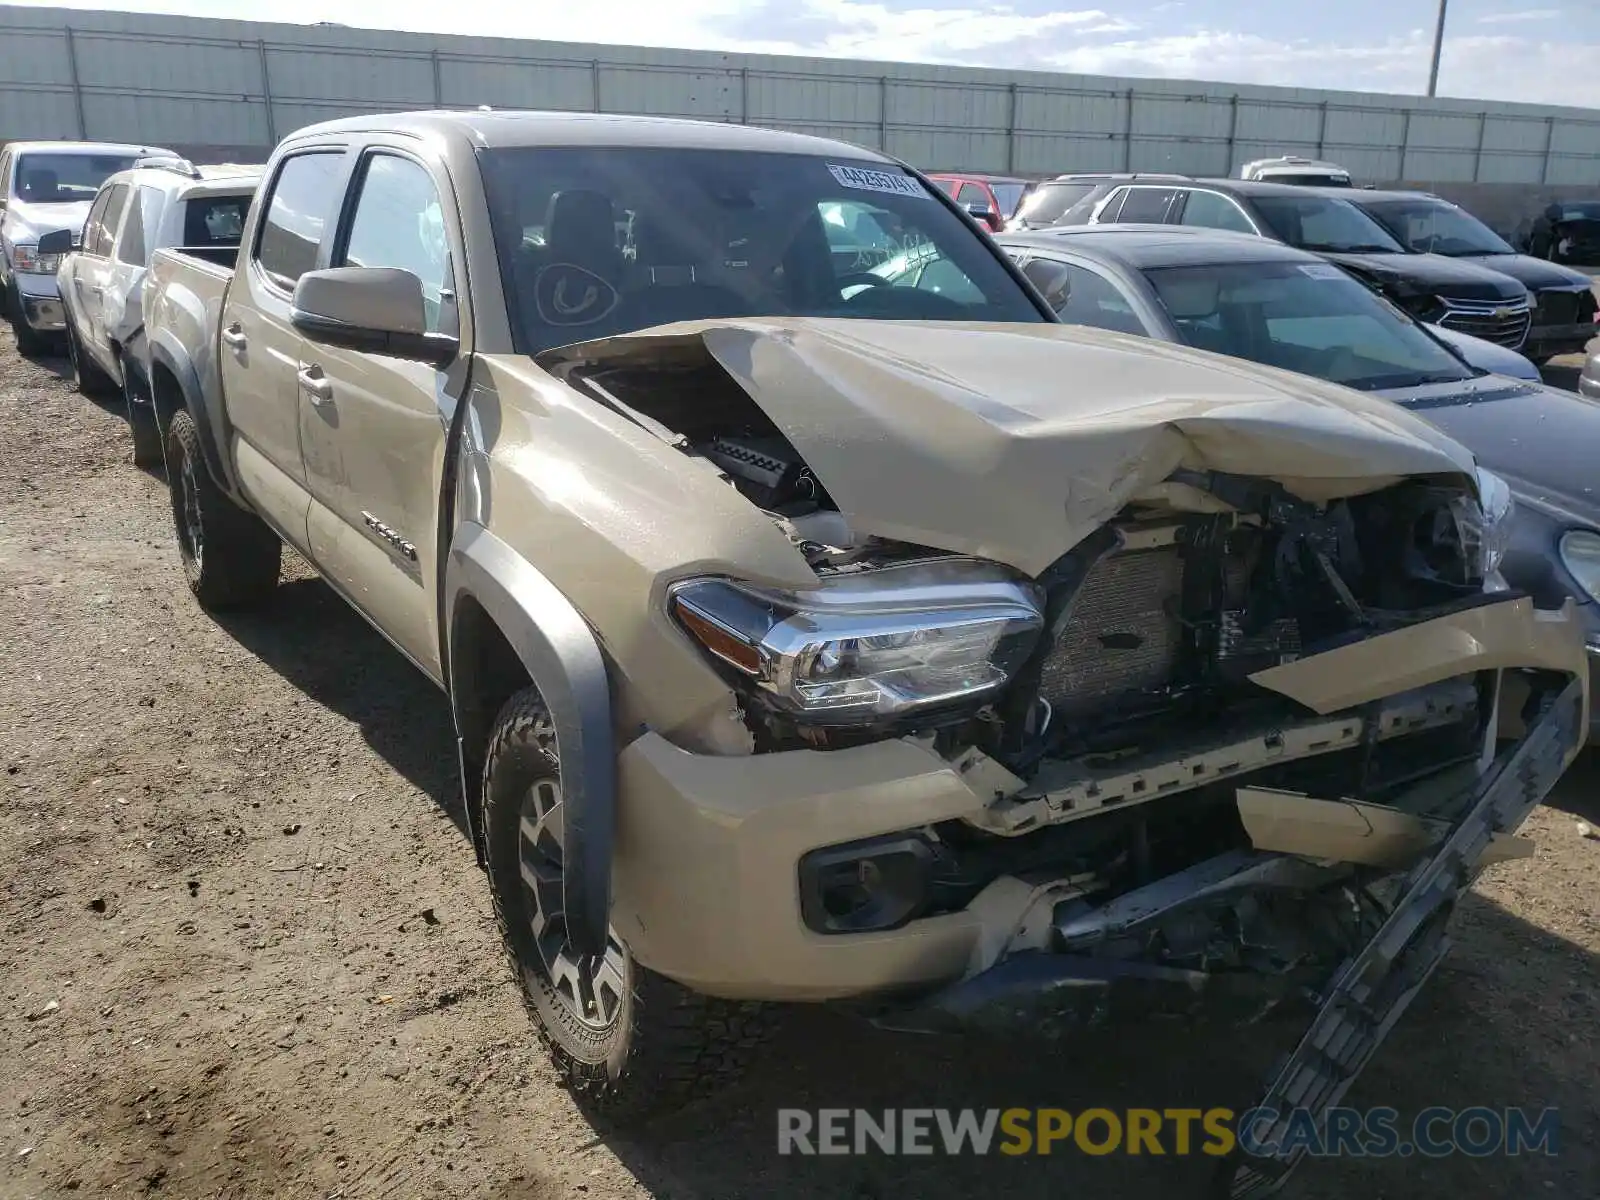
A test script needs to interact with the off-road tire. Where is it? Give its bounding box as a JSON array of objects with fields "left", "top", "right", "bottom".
[
  {"left": 482, "top": 687, "right": 777, "bottom": 1124},
  {"left": 67, "top": 321, "right": 117, "bottom": 398},
  {"left": 165, "top": 409, "right": 281, "bottom": 609},
  {"left": 124, "top": 370, "right": 164, "bottom": 469}
]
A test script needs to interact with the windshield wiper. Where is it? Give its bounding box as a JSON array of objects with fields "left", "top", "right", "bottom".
[{"left": 1299, "top": 243, "right": 1397, "bottom": 254}]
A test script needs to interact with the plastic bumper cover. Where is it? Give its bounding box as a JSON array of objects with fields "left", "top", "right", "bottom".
[{"left": 611, "top": 595, "right": 1586, "bottom": 1002}]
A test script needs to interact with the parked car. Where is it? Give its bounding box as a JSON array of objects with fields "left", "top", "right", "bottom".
[
  {"left": 41, "top": 158, "right": 260, "bottom": 465},
  {"left": 998, "top": 223, "right": 1600, "bottom": 724},
  {"left": 1006, "top": 173, "right": 1191, "bottom": 231},
  {"left": 1581, "top": 334, "right": 1600, "bottom": 400},
  {"left": 1060, "top": 178, "right": 1539, "bottom": 350},
  {"left": 0, "top": 140, "right": 174, "bottom": 353},
  {"left": 141, "top": 110, "right": 1583, "bottom": 1199},
  {"left": 926, "top": 173, "right": 1032, "bottom": 231},
  {"left": 1515, "top": 200, "right": 1600, "bottom": 264},
  {"left": 1331, "top": 188, "right": 1597, "bottom": 364},
  {"left": 1237, "top": 155, "right": 1353, "bottom": 187}
]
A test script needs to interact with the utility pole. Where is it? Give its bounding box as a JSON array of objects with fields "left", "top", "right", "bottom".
[{"left": 1426, "top": 0, "right": 1448, "bottom": 97}]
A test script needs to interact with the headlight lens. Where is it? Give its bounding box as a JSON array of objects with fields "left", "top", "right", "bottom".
[
  {"left": 671, "top": 558, "right": 1045, "bottom": 723},
  {"left": 1559, "top": 530, "right": 1600, "bottom": 603},
  {"left": 11, "top": 244, "right": 62, "bottom": 274},
  {"left": 1452, "top": 468, "right": 1514, "bottom": 578}
]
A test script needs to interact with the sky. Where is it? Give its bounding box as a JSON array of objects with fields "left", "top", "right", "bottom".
[{"left": 9, "top": 0, "right": 1600, "bottom": 108}]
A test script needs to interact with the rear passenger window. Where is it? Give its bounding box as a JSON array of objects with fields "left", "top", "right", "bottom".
[
  {"left": 338, "top": 154, "right": 457, "bottom": 335},
  {"left": 1110, "top": 188, "right": 1177, "bottom": 224},
  {"left": 116, "top": 187, "right": 147, "bottom": 265},
  {"left": 255, "top": 152, "right": 345, "bottom": 288}
]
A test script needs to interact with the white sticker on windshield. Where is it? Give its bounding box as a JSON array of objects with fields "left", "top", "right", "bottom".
[
  {"left": 1298, "top": 262, "right": 1347, "bottom": 280},
  {"left": 827, "top": 163, "right": 927, "bottom": 199}
]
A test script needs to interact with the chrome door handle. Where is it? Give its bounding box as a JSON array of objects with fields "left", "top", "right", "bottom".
[
  {"left": 297, "top": 364, "right": 333, "bottom": 405},
  {"left": 220, "top": 323, "right": 247, "bottom": 349}
]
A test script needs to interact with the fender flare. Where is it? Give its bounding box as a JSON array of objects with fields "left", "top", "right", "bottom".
[
  {"left": 147, "top": 332, "right": 238, "bottom": 495},
  {"left": 445, "top": 522, "right": 616, "bottom": 958}
]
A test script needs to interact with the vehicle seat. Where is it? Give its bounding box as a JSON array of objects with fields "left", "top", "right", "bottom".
[
  {"left": 514, "top": 189, "right": 626, "bottom": 341},
  {"left": 543, "top": 189, "right": 623, "bottom": 285},
  {"left": 20, "top": 169, "right": 60, "bottom": 203},
  {"left": 628, "top": 213, "right": 746, "bottom": 327}
]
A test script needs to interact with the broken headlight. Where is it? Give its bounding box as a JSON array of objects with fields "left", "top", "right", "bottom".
[
  {"left": 1559, "top": 529, "right": 1600, "bottom": 603},
  {"left": 1452, "top": 468, "right": 1514, "bottom": 579},
  {"left": 670, "top": 558, "right": 1044, "bottom": 723}
]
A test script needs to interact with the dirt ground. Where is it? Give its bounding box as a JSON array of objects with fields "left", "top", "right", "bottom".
[{"left": 1, "top": 330, "right": 1597, "bottom": 1200}]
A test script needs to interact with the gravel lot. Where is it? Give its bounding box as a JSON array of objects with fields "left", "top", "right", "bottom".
[{"left": 1, "top": 331, "right": 1597, "bottom": 1200}]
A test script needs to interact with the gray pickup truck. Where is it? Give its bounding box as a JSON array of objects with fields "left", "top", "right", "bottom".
[{"left": 142, "top": 109, "right": 1586, "bottom": 1196}]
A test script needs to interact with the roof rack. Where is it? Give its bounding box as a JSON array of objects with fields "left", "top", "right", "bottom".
[{"left": 130, "top": 154, "right": 203, "bottom": 179}]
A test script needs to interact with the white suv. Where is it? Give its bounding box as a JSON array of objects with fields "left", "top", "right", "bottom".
[
  {"left": 49, "top": 158, "right": 259, "bottom": 465},
  {"left": 1, "top": 141, "right": 172, "bottom": 354}
]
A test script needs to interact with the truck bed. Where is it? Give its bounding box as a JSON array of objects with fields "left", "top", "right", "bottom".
[{"left": 145, "top": 246, "right": 234, "bottom": 381}]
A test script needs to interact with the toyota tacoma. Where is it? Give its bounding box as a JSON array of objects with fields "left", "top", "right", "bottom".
[{"left": 140, "top": 110, "right": 1587, "bottom": 1197}]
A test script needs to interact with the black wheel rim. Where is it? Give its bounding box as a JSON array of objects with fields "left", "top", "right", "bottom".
[
  {"left": 516, "top": 720, "right": 627, "bottom": 1031},
  {"left": 177, "top": 450, "right": 204, "bottom": 574}
]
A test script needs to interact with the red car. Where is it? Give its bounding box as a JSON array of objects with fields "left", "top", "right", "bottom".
[{"left": 926, "top": 173, "right": 1031, "bottom": 231}]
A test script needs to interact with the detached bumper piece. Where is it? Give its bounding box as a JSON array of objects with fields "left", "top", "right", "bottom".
[{"left": 1214, "top": 672, "right": 1582, "bottom": 1199}]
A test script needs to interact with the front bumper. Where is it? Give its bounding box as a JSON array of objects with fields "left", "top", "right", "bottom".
[
  {"left": 612, "top": 595, "right": 1586, "bottom": 1001},
  {"left": 12, "top": 273, "right": 65, "bottom": 332},
  {"left": 1525, "top": 320, "right": 1597, "bottom": 360}
]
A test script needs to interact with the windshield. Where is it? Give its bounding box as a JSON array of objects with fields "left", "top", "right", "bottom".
[
  {"left": 988, "top": 182, "right": 1027, "bottom": 216},
  {"left": 1251, "top": 196, "right": 1405, "bottom": 253},
  {"left": 1363, "top": 198, "right": 1513, "bottom": 256},
  {"left": 1014, "top": 182, "right": 1098, "bottom": 225},
  {"left": 1144, "top": 259, "right": 1476, "bottom": 392},
  {"left": 14, "top": 153, "right": 138, "bottom": 203},
  {"left": 478, "top": 148, "right": 1043, "bottom": 355}
]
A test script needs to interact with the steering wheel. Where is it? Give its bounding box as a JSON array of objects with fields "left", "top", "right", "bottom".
[{"left": 836, "top": 272, "right": 890, "bottom": 294}]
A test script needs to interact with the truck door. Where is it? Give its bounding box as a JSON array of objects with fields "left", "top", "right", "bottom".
[
  {"left": 296, "top": 147, "right": 465, "bottom": 681},
  {"left": 220, "top": 148, "right": 348, "bottom": 542},
  {"left": 76, "top": 183, "right": 129, "bottom": 366}
]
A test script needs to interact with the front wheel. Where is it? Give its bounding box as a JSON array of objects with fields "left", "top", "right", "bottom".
[
  {"left": 482, "top": 687, "right": 775, "bottom": 1122},
  {"left": 165, "top": 409, "right": 281, "bottom": 609},
  {"left": 67, "top": 322, "right": 117, "bottom": 398}
]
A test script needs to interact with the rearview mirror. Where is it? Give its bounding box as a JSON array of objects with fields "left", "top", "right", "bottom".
[
  {"left": 36, "top": 228, "right": 74, "bottom": 256},
  {"left": 290, "top": 267, "right": 458, "bottom": 367},
  {"left": 1021, "top": 258, "right": 1072, "bottom": 311}
]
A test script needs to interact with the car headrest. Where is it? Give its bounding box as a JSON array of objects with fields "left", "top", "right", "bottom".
[
  {"left": 21, "top": 169, "right": 60, "bottom": 201},
  {"left": 543, "top": 190, "right": 619, "bottom": 267}
]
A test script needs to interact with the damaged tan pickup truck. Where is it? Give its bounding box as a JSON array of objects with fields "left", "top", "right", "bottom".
[{"left": 140, "top": 111, "right": 1587, "bottom": 1196}]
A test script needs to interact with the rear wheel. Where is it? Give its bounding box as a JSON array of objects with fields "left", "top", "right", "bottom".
[
  {"left": 482, "top": 687, "right": 775, "bottom": 1122},
  {"left": 165, "top": 409, "right": 281, "bottom": 609},
  {"left": 67, "top": 322, "right": 117, "bottom": 398},
  {"left": 123, "top": 368, "right": 164, "bottom": 469}
]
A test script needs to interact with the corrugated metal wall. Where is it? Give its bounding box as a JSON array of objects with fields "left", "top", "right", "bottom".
[{"left": 3, "top": 3, "right": 1599, "bottom": 186}]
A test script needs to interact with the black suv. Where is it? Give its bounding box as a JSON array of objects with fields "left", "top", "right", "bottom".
[
  {"left": 1050, "top": 177, "right": 1537, "bottom": 350},
  {"left": 1330, "top": 188, "right": 1597, "bottom": 364}
]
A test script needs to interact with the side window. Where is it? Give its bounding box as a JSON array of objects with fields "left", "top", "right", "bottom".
[
  {"left": 89, "top": 185, "right": 129, "bottom": 257},
  {"left": 255, "top": 152, "right": 346, "bottom": 289},
  {"left": 339, "top": 154, "right": 456, "bottom": 335},
  {"left": 819, "top": 198, "right": 903, "bottom": 271},
  {"left": 1109, "top": 187, "right": 1178, "bottom": 224},
  {"left": 1179, "top": 191, "right": 1256, "bottom": 235},
  {"left": 934, "top": 178, "right": 959, "bottom": 197},
  {"left": 956, "top": 182, "right": 989, "bottom": 209},
  {"left": 115, "top": 186, "right": 149, "bottom": 265},
  {"left": 80, "top": 188, "right": 112, "bottom": 255},
  {"left": 1055, "top": 261, "right": 1149, "bottom": 335}
]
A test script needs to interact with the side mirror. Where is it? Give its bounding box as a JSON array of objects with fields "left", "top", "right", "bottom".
[
  {"left": 36, "top": 228, "right": 74, "bottom": 256},
  {"left": 290, "top": 267, "right": 458, "bottom": 367},
  {"left": 1021, "top": 258, "right": 1072, "bottom": 311},
  {"left": 964, "top": 203, "right": 1001, "bottom": 231}
]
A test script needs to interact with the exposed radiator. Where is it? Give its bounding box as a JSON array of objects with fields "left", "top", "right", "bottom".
[{"left": 1037, "top": 546, "right": 1186, "bottom": 717}]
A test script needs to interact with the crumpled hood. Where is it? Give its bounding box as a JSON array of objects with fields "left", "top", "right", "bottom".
[
  {"left": 3, "top": 198, "right": 92, "bottom": 243},
  {"left": 539, "top": 318, "right": 1477, "bottom": 575},
  {"left": 1321, "top": 250, "right": 1528, "bottom": 302}
]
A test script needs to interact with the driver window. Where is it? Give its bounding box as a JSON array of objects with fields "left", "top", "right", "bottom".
[
  {"left": 340, "top": 154, "right": 457, "bottom": 335},
  {"left": 1179, "top": 191, "right": 1255, "bottom": 235}
]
